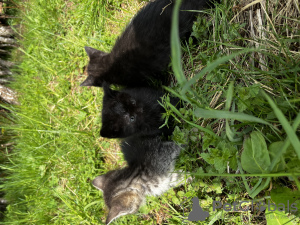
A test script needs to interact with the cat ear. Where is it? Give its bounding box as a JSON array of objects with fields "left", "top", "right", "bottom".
[
  {"left": 84, "top": 46, "right": 106, "bottom": 58},
  {"left": 106, "top": 192, "right": 143, "bottom": 225},
  {"left": 80, "top": 75, "right": 97, "bottom": 86},
  {"left": 106, "top": 205, "right": 125, "bottom": 225},
  {"left": 92, "top": 175, "right": 107, "bottom": 191}
]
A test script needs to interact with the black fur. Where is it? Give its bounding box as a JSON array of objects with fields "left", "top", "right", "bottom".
[
  {"left": 81, "top": 0, "right": 213, "bottom": 87},
  {"left": 121, "top": 135, "right": 182, "bottom": 177},
  {"left": 100, "top": 82, "right": 179, "bottom": 138}
]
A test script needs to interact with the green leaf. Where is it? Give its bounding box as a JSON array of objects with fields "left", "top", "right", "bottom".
[
  {"left": 189, "top": 135, "right": 197, "bottom": 143},
  {"left": 214, "top": 157, "right": 227, "bottom": 174},
  {"left": 212, "top": 180, "right": 223, "bottom": 194},
  {"left": 202, "top": 133, "right": 218, "bottom": 150},
  {"left": 172, "top": 126, "right": 188, "bottom": 144},
  {"left": 172, "top": 196, "right": 180, "bottom": 205},
  {"left": 241, "top": 131, "right": 271, "bottom": 173},
  {"left": 270, "top": 187, "right": 300, "bottom": 213},
  {"left": 225, "top": 82, "right": 234, "bottom": 111},
  {"left": 265, "top": 208, "right": 299, "bottom": 225},
  {"left": 200, "top": 141, "right": 237, "bottom": 173},
  {"left": 201, "top": 153, "right": 214, "bottom": 164},
  {"left": 268, "top": 142, "right": 286, "bottom": 172},
  {"left": 268, "top": 113, "right": 300, "bottom": 172},
  {"left": 177, "top": 191, "right": 185, "bottom": 197}
]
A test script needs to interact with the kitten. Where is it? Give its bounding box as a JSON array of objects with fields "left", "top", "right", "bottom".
[
  {"left": 100, "top": 82, "right": 179, "bottom": 138},
  {"left": 92, "top": 136, "right": 184, "bottom": 225},
  {"left": 81, "top": 0, "right": 214, "bottom": 87}
]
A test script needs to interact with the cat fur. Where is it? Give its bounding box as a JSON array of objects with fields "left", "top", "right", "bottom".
[
  {"left": 81, "top": 0, "right": 214, "bottom": 87},
  {"left": 92, "top": 135, "right": 184, "bottom": 225},
  {"left": 100, "top": 82, "right": 179, "bottom": 138}
]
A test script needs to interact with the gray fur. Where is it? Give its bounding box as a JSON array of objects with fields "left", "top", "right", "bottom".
[{"left": 93, "top": 136, "right": 184, "bottom": 224}]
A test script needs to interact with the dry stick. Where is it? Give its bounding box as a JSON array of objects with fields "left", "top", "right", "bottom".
[
  {"left": 249, "top": 76, "right": 275, "bottom": 96},
  {"left": 285, "top": 1, "right": 290, "bottom": 39},
  {"left": 249, "top": 4, "right": 276, "bottom": 96},
  {"left": 0, "top": 44, "right": 17, "bottom": 47},
  {"left": 275, "top": 0, "right": 292, "bottom": 41},
  {"left": 249, "top": 7, "right": 267, "bottom": 72},
  {"left": 228, "top": 10, "right": 248, "bottom": 87},
  {"left": 0, "top": 36, "right": 16, "bottom": 44},
  {"left": 209, "top": 91, "right": 223, "bottom": 109},
  {"left": 0, "top": 78, "right": 11, "bottom": 84},
  {"left": 294, "top": 0, "right": 300, "bottom": 13},
  {"left": 0, "top": 15, "right": 18, "bottom": 19},
  {"left": 216, "top": 119, "right": 225, "bottom": 136},
  {"left": 212, "top": 76, "right": 230, "bottom": 110},
  {"left": 259, "top": 2, "right": 286, "bottom": 57},
  {"left": 0, "top": 142, "right": 14, "bottom": 148},
  {"left": 0, "top": 69, "right": 12, "bottom": 76},
  {"left": 249, "top": 9, "right": 255, "bottom": 68},
  {"left": 256, "top": 9, "right": 267, "bottom": 71},
  {"left": 0, "top": 49, "right": 8, "bottom": 54},
  {"left": 0, "top": 84, "right": 18, "bottom": 104},
  {"left": 276, "top": 0, "right": 292, "bottom": 20},
  {"left": 230, "top": 0, "right": 263, "bottom": 23},
  {"left": 0, "top": 199, "right": 8, "bottom": 204},
  {"left": 0, "top": 26, "right": 14, "bottom": 37},
  {"left": 160, "top": 0, "right": 172, "bottom": 15}
]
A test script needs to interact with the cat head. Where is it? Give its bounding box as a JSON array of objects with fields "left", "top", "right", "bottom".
[
  {"left": 93, "top": 171, "right": 145, "bottom": 225},
  {"left": 100, "top": 83, "right": 144, "bottom": 138},
  {"left": 81, "top": 46, "right": 109, "bottom": 87}
]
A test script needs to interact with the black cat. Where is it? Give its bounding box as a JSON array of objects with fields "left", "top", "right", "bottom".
[
  {"left": 93, "top": 136, "right": 185, "bottom": 225},
  {"left": 81, "top": 0, "right": 214, "bottom": 87},
  {"left": 100, "top": 82, "right": 179, "bottom": 138}
]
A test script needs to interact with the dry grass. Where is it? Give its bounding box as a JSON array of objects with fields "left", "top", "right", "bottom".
[
  {"left": 183, "top": 0, "right": 299, "bottom": 119},
  {"left": 232, "top": 0, "right": 299, "bottom": 60},
  {"left": 105, "top": 0, "right": 146, "bottom": 37}
]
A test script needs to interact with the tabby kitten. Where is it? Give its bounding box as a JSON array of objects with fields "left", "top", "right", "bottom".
[
  {"left": 93, "top": 135, "right": 184, "bottom": 225},
  {"left": 100, "top": 82, "right": 179, "bottom": 138},
  {"left": 81, "top": 0, "right": 213, "bottom": 87}
]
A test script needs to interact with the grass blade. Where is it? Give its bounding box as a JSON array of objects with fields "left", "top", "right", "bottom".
[
  {"left": 166, "top": 101, "right": 219, "bottom": 137},
  {"left": 263, "top": 92, "right": 300, "bottom": 158},
  {"left": 195, "top": 107, "right": 272, "bottom": 126},
  {"left": 170, "top": 0, "right": 186, "bottom": 85},
  {"left": 268, "top": 112, "right": 300, "bottom": 171},
  {"left": 181, "top": 48, "right": 258, "bottom": 94}
]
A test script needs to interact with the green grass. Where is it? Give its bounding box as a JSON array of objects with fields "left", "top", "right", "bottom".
[
  {"left": 166, "top": 0, "right": 300, "bottom": 224},
  {"left": 0, "top": 0, "right": 299, "bottom": 224},
  {"left": 1, "top": 0, "right": 125, "bottom": 223}
]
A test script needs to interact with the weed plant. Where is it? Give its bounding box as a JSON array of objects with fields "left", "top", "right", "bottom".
[
  {"left": 164, "top": 0, "right": 300, "bottom": 224},
  {"left": 0, "top": 0, "right": 299, "bottom": 224}
]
